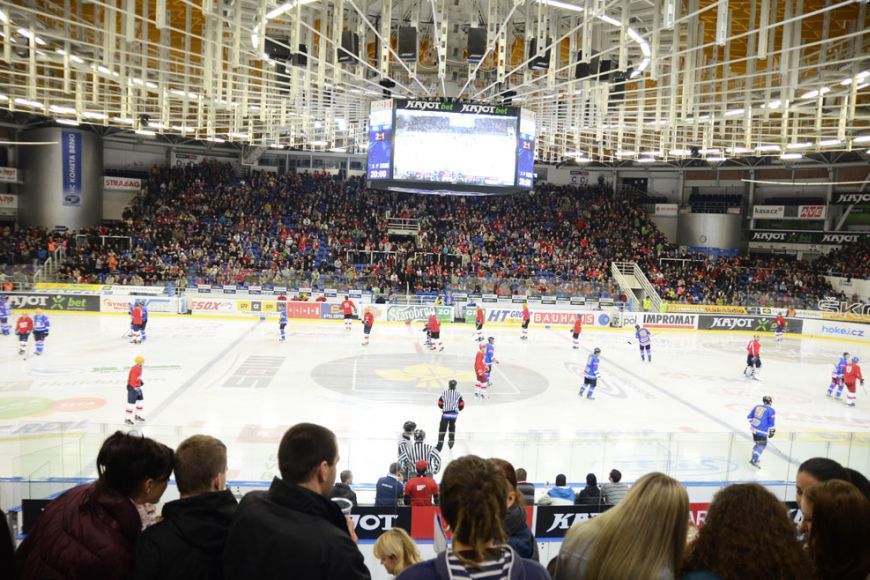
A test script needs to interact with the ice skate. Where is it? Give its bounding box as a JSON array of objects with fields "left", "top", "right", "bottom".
[
  {"left": 749, "top": 458, "right": 760, "bottom": 468},
  {"left": 135, "top": 415, "right": 146, "bottom": 422},
  {"left": 124, "top": 418, "right": 134, "bottom": 425}
]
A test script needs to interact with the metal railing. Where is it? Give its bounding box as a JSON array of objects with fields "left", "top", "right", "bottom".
[
  {"left": 32, "top": 245, "right": 67, "bottom": 284},
  {"left": 632, "top": 262, "right": 663, "bottom": 312}
]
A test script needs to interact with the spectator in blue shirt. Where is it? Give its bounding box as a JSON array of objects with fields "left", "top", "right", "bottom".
[
  {"left": 538, "top": 474, "right": 575, "bottom": 506},
  {"left": 374, "top": 462, "right": 404, "bottom": 507}
]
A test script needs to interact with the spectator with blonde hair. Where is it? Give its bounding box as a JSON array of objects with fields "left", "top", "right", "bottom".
[
  {"left": 553, "top": 472, "right": 688, "bottom": 580},
  {"left": 398, "top": 455, "right": 549, "bottom": 579},
  {"left": 681, "top": 483, "right": 811, "bottom": 580},
  {"left": 803, "top": 479, "right": 870, "bottom": 580},
  {"left": 373, "top": 528, "right": 421, "bottom": 577}
]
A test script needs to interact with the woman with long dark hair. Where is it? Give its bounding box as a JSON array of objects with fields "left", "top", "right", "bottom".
[
  {"left": 682, "top": 483, "right": 813, "bottom": 580},
  {"left": 803, "top": 479, "right": 870, "bottom": 580},
  {"left": 16, "top": 431, "right": 174, "bottom": 580}
]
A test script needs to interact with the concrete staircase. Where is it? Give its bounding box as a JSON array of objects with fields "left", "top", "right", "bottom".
[{"left": 611, "top": 261, "right": 662, "bottom": 312}]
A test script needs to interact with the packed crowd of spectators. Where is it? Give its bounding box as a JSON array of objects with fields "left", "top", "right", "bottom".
[
  {"left": 0, "top": 161, "right": 867, "bottom": 306},
  {"left": 4, "top": 426, "right": 869, "bottom": 580}
]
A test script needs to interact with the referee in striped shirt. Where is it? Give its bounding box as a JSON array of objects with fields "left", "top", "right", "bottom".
[{"left": 436, "top": 379, "right": 465, "bottom": 452}]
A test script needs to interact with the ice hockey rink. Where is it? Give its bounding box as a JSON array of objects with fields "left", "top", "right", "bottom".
[{"left": 1, "top": 311, "right": 868, "bottom": 504}]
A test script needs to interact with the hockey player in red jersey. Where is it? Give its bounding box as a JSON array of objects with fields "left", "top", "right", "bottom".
[
  {"left": 521, "top": 303, "right": 530, "bottom": 340},
  {"left": 15, "top": 313, "right": 33, "bottom": 356},
  {"left": 474, "top": 306, "right": 485, "bottom": 342},
  {"left": 571, "top": 314, "right": 583, "bottom": 349},
  {"left": 774, "top": 313, "right": 786, "bottom": 343},
  {"left": 745, "top": 335, "right": 762, "bottom": 380},
  {"left": 427, "top": 314, "right": 443, "bottom": 351},
  {"left": 843, "top": 356, "right": 864, "bottom": 407},
  {"left": 474, "top": 344, "right": 489, "bottom": 399},
  {"left": 361, "top": 308, "right": 374, "bottom": 345},
  {"left": 125, "top": 356, "right": 145, "bottom": 425},
  {"left": 340, "top": 296, "right": 357, "bottom": 331},
  {"left": 130, "top": 304, "right": 145, "bottom": 344}
]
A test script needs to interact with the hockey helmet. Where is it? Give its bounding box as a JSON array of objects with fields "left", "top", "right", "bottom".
[
  {"left": 415, "top": 460, "right": 429, "bottom": 473},
  {"left": 403, "top": 421, "right": 417, "bottom": 433},
  {"left": 487, "top": 336, "right": 495, "bottom": 343},
  {"left": 852, "top": 357, "right": 860, "bottom": 364},
  {"left": 135, "top": 356, "right": 145, "bottom": 365},
  {"left": 413, "top": 429, "right": 426, "bottom": 442},
  {"left": 448, "top": 379, "right": 457, "bottom": 389},
  {"left": 593, "top": 347, "right": 601, "bottom": 354},
  {"left": 479, "top": 343, "right": 487, "bottom": 351},
  {"left": 843, "top": 352, "right": 850, "bottom": 359},
  {"left": 635, "top": 325, "right": 640, "bottom": 330},
  {"left": 763, "top": 395, "right": 772, "bottom": 405}
]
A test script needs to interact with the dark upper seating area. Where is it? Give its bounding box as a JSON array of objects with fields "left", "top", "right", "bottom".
[
  {"left": 688, "top": 193, "right": 743, "bottom": 213},
  {"left": 761, "top": 196, "right": 826, "bottom": 206}
]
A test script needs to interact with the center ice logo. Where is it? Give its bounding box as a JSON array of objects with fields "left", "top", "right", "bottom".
[{"left": 376, "top": 364, "right": 476, "bottom": 389}]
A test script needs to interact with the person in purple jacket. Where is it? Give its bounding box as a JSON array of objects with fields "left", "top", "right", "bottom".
[{"left": 397, "top": 455, "right": 550, "bottom": 580}]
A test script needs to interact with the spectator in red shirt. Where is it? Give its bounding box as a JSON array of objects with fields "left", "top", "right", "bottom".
[{"left": 404, "top": 460, "right": 439, "bottom": 506}]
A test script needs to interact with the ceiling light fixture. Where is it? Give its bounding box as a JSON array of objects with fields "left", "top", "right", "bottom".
[
  {"left": 134, "top": 129, "right": 156, "bottom": 137},
  {"left": 780, "top": 153, "right": 802, "bottom": 160},
  {"left": 786, "top": 142, "right": 812, "bottom": 149},
  {"left": 756, "top": 144, "right": 781, "bottom": 152},
  {"left": 56, "top": 118, "right": 80, "bottom": 126}
]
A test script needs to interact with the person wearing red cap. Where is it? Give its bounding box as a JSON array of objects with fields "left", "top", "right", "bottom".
[{"left": 404, "top": 460, "right": 439, "bottom": 506}]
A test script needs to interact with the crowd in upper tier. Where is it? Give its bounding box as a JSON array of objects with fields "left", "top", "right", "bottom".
[{"left": 0, "top": 161, "right": 866, "bottom": 306}]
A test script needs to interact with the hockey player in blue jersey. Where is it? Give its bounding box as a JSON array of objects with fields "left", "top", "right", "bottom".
[
  {"left": 0, "top": 295, "right": 11, "bottom": 335},
  {"left": 484, "top": 337, "right": 498, "bottom": 387},
  {"left": 826, "top": 352, "right": 850, "bottom": 399},
  {"left": 140, "top": 301, "right": 149, "bottom": 342},
  {"left": 579, "top": 347, "right": 602, "bottom": 399},
  {"left": 32, "top": 308, "right": 50, "bottom": 356},
  {"left": 748, "top": 395, "right": 776, "bottom": 467},
  {"left": 278, "top": 305, "right": 287, "bottom": 341},
  {"left": 634, "top": 325, "right": 652, "bottom": 362}
]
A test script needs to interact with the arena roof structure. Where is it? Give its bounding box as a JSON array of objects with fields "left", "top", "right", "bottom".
[{"left": 0, "top": 0, "right": 867, "bottom": 165}]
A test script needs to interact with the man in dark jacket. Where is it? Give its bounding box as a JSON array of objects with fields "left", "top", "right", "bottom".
[
  {"left": 516, "top": 468, "right": 535, "bottom": 505},
  {"left": 574, "top": 472, "right": 602, "bottom": 506},
  {"left": 131, "top": 435, "right": 237, "bottom": 580},
  {"left": 223, "top": 422, "right": 370, "bottom": 580},
  {"left": 330, "top": 470, "right": 358, "bottom": 507},
  {"left": 374, "top": 463, "right": 404, "bottom": 507}
]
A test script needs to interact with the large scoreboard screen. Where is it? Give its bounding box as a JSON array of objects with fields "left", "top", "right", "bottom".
[{"left": 367, "top": 99, "right": 535, "bottom": 195}]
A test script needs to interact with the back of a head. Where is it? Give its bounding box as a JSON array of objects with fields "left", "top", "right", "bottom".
[
  {"left": 843, "top": 468, "right": 870, "bottom": 501},
  {"left": 555, "top": 473, "right": 567, "bottom": 487},
  {"left": 440, "top": 455, "right": 507, "bottom": 566},
  {"left": 340, "top": 470, "right": 353, "bottom": 484},
  {"left": 683, "top": 483, "right": 810, "bottom": 578},
  {"left": 799, "top": 457, "right": 848, "bottom": 482},
  {"left": 516, "top": 468, "right": 528, "bottom": 482},
  {"left": 174, "top": 435, "right": 227, "bottom": 496},
  {"left": 278, "top": 423, "right": 337, "bottom": 485},
  {"left": 97, "top": 431, "right": 174, "bottom": 497},
  {"left": 389, "top": 462, "right": 398, "bottom": 476},
  {"left": 565, "top": 472, "right": 688, "bottom": 580},
  {"left": 586, "top": 473, "right": 597, "bottom": 487},
  {"left": 609, "top": 469, "right": 622, "bottom": 483},
  {"left": 373, "top": 528, "right": 421, "bottom": 575},
  {"left": 490, "top": 457, "right": 523, "bottom": 506},
  {"left": 804, "top": 479, "right": 870, "bottom": 580}
]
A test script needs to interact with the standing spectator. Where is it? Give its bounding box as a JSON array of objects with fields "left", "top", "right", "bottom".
[
  {"left": 682, "top": 483, "right": 811, "bottom": 580},
  {"left": 131, "top": 435, "right": 237, "bottom": 580},
  {"left": 373, "top": 528, "right": 420, "bottom": 577},
  {"left": 574, "top": 473, "right": 602, "bottom": 506},
  {"left": 803, "top": 479, "right": 870, "bottom": 580},
  {"left": 491, "top": 458, "right": 539, "bottom": 562},
  {"left": 516, "top": 468, "right": 536, "bottom": 505},
  {"left": 331, "top": 470, "right": 358, "bottom": 507},
  {"left": 538, "top": 474, "right": 575, "bottom": 506},
  {"left": 553, "top": 472, "right": 688, "bottom": 580},
  {"left": 398, "top": 455, "right": 549, "bottom": 580},
  {"left": 223, "top": 423, "right": 370, "bottom": 580},
  {"left": 17, "top": 431, "right": 174, "bottom": 580},
  {"left": 601, "top": 469, "right": 629, "bottom": 505},
  {"left": 375, "top": 463, "right": 405, "bottom": 507},
  {"left": 404, "top": 461, "right": 439, "bottom": 506},
  {"left": 435, "top": 379, "right": 464, "bottom": 452}
]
